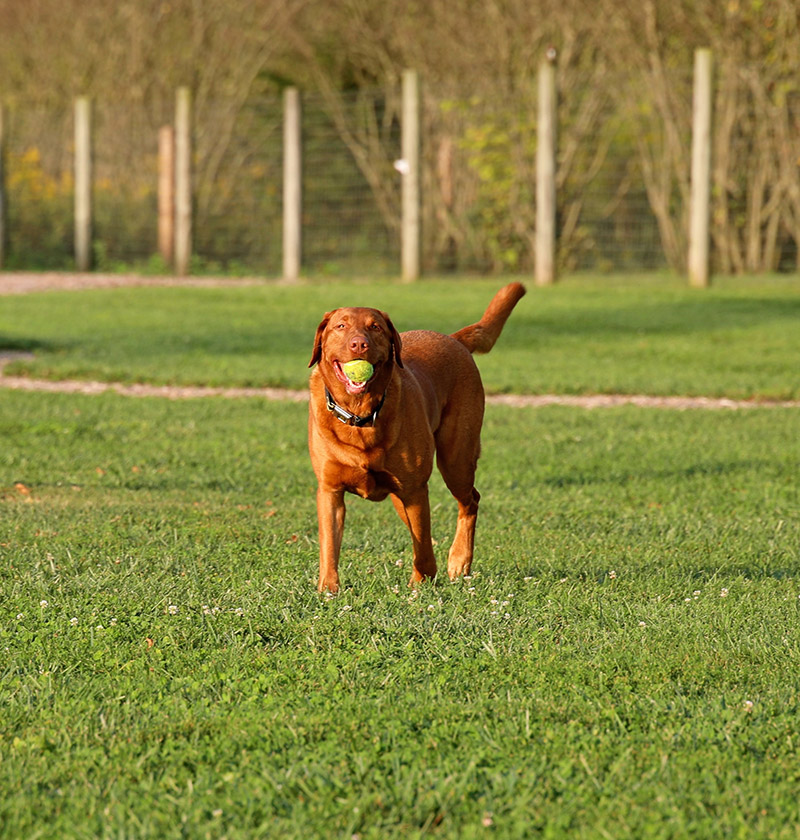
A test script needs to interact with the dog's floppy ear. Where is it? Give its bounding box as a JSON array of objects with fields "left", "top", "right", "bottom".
[
  {"left": 308, "top": 311, "right": 334, "bottom": 368},
  {"left": 381, "top": 311, "right": 404, "bottom": 369}
]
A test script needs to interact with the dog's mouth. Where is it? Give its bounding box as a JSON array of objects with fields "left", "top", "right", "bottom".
[{"left": 333, "top": 360, "right": 376, "bottom": 395}]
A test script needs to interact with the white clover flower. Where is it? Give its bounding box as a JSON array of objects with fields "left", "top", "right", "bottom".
[
  {"left": 70, "top": 617, "right": 79, "bottom": 626},
  {"left": 743, "top": 700, "right": 754, "bottom": 712},
  {"left": 720, "top": 588, "right": 729, "bottom": 598},
  {"left": 16, "top": 613, "right": 24, "bottom": 620},
  {"left": 639, "top": 621, "right": 647, "bottom": 628},
  {"left": 168, "top": 604, "right": 179, "bottom": 615},
  {"left": 608, "top": 571, "right": 617, "bottom": 580},
  {"left": 40, "top": 600, "right": 49, "bottom": 608}
]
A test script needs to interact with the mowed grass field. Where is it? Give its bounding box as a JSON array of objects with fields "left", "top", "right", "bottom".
[
  {"left": 1, "top": 275, "right": 800, "bottom": 838},
  {"left": 2, "top": 274, "right": 800, "bottom": 399}
]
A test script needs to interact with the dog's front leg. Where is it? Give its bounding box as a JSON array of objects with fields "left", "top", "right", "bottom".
[
  {"left": 391, "top": 487, "right": 437, "bottom": 585},
  {"left": 317, "top": 486, "right": 346, "bottom": 593}
]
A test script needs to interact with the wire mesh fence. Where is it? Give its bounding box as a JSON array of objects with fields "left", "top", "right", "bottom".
[
  {"left": 1, "top": 61, "right": 799, "bottom": 277},
  {"left": 92, "top": 103, "right": 162, "bottom": 268},
  {"left": 3, "top": 105, "right": 74, "bottom": 270},
  {"left": 191, "top": 99, "right": 283, "bottom": 275},
  {"left": 301, "top": 91, "right": 400, "bottom": 276}
]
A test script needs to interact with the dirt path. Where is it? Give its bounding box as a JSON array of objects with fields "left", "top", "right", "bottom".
[
  {"left": 2, "top": 272, "right": 798, "bottom": 409},
  {"left": 1, "top": 354, "right": 796, "bottom": 409},
  {"left": 0, "top": 271, "right": 266, "bottom": 295}
]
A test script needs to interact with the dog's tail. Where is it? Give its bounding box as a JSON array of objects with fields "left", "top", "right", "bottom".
[{"left": 451, "top": 282, "right": 526, "bottom": 354}]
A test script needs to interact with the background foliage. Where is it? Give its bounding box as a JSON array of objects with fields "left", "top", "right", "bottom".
[{"left": 1, "top": 1, "right": 799, "bottom": 274}]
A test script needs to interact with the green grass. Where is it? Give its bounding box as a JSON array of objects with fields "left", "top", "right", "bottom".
[
  {"left": 1, "top": 275, "right": 800, "bottom": 837},
  {"left": 1, "top": 274, "right": 799, "bottom": 399},
  {"left": 2, "top": 389, "right": 799, "bottom": 839}
]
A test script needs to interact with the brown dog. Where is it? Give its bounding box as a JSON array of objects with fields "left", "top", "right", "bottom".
[{"left": 308, "top": 282, "right": 525, "bottom": 592}]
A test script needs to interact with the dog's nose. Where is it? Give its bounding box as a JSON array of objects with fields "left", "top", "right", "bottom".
[{"left": 349, "top": 334, "right": 369, "bottom": 354}]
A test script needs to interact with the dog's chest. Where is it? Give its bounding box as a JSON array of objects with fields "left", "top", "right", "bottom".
[
  {"left": 336, "top": 444, "right": 393, "bottom": 499},
  {"left": 342, "top": 464, "right": 398, "bottom": 501},
  {"left": 316, "top": 416, "right": 434, "bottom": 502}
]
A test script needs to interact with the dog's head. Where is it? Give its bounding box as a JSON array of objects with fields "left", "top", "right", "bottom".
[{"left": 308, "top": 307, "right": 403, "bottom": 395}]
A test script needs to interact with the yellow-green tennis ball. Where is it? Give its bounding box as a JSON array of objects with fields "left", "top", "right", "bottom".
[{"left": 341, "top": 360, "right": 374, "bottom": 382}]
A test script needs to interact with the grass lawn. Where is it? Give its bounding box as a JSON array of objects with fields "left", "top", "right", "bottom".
[
  {"left": 1, "top": 275, "right": 799, "bottom": 838},
  {"left": 1, "top": 274, "right": 799, "bottom": 399}
]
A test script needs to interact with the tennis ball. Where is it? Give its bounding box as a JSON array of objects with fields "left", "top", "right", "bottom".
[{"left": 341, "top": 360, "right": 374, "bottom": 382}]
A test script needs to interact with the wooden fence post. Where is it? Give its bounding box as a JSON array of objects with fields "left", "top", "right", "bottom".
[
  {"left": 0, "top": 104, "right": 6, "bottom": 269},
  {"left": 401, "top": 69, "right": 421, "bottom": 282},
  {"left": 283, "top": 87, "right": 302, "bottom": 282},
  {"left": 689, "top": 48, "right": 713, "bottom": 288},
  {"left": 74, "top": 96, "right": 92, "bottom": 272},
  {"left": 174, "top": 87, "right": 192, "bottom": 276},
  {"left": 536, "top": 53, "right": 557, "bottom": 286},
  {"left": 158, "top": 125, "right": 175, "bottom": 266}
]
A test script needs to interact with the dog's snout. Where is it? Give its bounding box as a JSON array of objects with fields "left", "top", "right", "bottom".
[{"left": 349, "top": 334, "right": 369, "bottom": 354}]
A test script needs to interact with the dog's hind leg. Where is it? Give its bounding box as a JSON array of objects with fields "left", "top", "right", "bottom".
[
  {"left": 434, "top": 410, "right": 483, "bottom": 581},
  {"left": 444, "top": 483, "right": 480, "bottom": 581}
]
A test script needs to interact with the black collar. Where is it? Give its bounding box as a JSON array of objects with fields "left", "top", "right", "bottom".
[{"left": 325, "top": 386, "right": 387, "bottom": 427}]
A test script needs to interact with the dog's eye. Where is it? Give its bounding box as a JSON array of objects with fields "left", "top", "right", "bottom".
[
  {"left": 335, "top": 323, "right": 346, "bottom": 330},
  {"left": 369, "top": 323, "right": 382, "bottom": 331}
]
